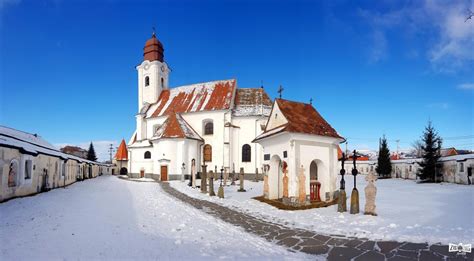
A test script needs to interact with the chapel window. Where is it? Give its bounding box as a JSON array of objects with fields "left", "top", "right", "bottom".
[
  {"left": 145, "top": 76, "right": 150, "bottom": 87},
  {"left": 242, "top": 144, "right": 251, "bottom": 162},
  {"left": 144, "top": 151, "right": 151, "bottom": 159},
  {"left": 204, "top": 121, "right": 213, "bottom": 135}
]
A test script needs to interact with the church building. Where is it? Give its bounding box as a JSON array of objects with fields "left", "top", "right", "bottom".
[
  {"left": 125, "top": 33, "right": 272, "bottom": 180},
  {"left": 123, "top": 33, "right": 344, "bottom": 206}
]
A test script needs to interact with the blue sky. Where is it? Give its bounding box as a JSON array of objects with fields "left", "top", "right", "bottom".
[{"left": 1, "top": 0, "right": 473, "bottom": 161}]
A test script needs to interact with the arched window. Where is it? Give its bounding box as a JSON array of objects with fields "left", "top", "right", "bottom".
[
  {"left": 145, "top": 76, "right": 150, "bottom": 87},
  {"left": 8, "top": 160, "right": 19, "bottom": 187},
  {"left": 242, "top": 144, "right": 251, "bottom": 162},
  {"left": 161, "top": 77, "right": 164, "bottom": 88},
  {"left": 204, "top": 121, "right": 213, "bottom": 135},
  {"left": 144, "top": 151, "right": 151, "bottom": 159},
  {"left": 204, "top": 144, "right": 212, "bottom": 162}
]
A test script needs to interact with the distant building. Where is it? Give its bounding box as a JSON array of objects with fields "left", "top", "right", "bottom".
[{"left": 60, "top": 146, "right": 87, "bottom": 159}]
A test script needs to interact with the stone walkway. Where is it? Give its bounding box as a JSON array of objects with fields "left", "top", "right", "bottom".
[{"left": 160, "top": 183, "right": 471, "bottom": 261}]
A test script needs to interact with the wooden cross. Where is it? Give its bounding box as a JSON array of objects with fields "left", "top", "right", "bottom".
[
  {"left": 277, "top": 85, "right": 284, "bottom": 99},
  {"left": 152, "top": 26, "right": 156, "bottom": 36}
]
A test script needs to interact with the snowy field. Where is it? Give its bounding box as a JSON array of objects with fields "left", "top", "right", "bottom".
[
  {"left": 0, "top": 175, "right": 312, "bottom": 260},
  {"left": 171, "top": 176, "right": 474, "bottom": 245}
]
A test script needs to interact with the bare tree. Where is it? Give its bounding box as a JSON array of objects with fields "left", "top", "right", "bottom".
[{"left": 411, "top": 140, "right": 423, "bottom": 158}]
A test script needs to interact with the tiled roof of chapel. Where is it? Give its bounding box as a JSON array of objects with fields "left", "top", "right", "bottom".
[
  {"left": 115, "top": 139, "right": 128, "bottom": 161},
  {"left": 254, "top": 99, "right": 343, "bottom": 141}
]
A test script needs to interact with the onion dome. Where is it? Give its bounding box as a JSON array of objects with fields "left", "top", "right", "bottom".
[{"left": 143, "top": 32, "right": 164, "bottom": 62}]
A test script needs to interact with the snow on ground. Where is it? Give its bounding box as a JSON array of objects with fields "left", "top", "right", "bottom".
[
  {"left": 0, "top": 175, "right": 312, "bottom": 260},
  {"left": 171, "top": 177, "right": 474, "bottom": 245}
]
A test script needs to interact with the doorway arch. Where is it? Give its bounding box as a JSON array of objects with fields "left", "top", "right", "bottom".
[
  {"left": 120, "top": 167, "right": 128, "bottom": 175},
  {"left": 310, "top": 161, "right": 318, "bottom": 181},
  {"left": 269, "top": 155, "right": 282, "bottom": 200},
  {"left": 309, "top": 159, "right": 327, "bottom": 201}
]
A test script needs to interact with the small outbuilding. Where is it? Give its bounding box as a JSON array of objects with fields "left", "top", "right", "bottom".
[{"left": 253, "top": 99, "right": 344, "bottom": 207}]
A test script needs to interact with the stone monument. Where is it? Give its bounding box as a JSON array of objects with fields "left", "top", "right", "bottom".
[
  {"left": 283, "top": 169, "right": 289, "bottom": 198},
  {"left": 254, "top": 168, "right": 259, "bottom": 182},
  {"left": 364, "top": 170, "right": 377, "bottom": 216},
  {"left": 223, "top": 168, "right": 229, "bottom": 186},
  {"left": 231, "top": 168, "right": 236, "bottom": 185},
  {"left": 208, "top": 170, "right": 216, "bottom": 196},
  {"left": 201, "top": 165, "right": 208, "bottom": 193},
  {"left": 298, "top": 165, "right": 306, "bottom": 205},
  {"left": 350, "top": 150, "right": 360, "bottom": 214},
  {"left": 263, "top": 165, "right": 269, "bottom": 198},
  {"left": 191, "top": 159, "right": 196, "bottom": 188},
  {"left": 238, "top": 167, "right": 246, "bottom": 192}
]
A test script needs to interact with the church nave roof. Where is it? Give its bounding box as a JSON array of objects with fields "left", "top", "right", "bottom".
[
  {"left": 146, "top": 79, "right": 236, "bottom": 118},
  {"left": 152, "top": 113, "right": 203, "bottom": 141}
]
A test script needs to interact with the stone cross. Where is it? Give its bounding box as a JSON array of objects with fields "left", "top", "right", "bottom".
[
  {"left": 298, "top": 165, "right": 306, "bottom": 205},
  {"left": 201, "top": 165, "right": 207, "bottom": 193},
  {"left": 254, "top": 168, "right": 259, "bottom": 182},
  {"left": 238, "top": 167, "right": 246, "bottom": 192},
  {"left": 208, "top": 170, "right": 216, "bottom": 196},
  {"left": 350, "top": 150, "right": 360, "bottom": 214},
  {"left": 364, "top": 170, "right": 378, "bottom": 216}
]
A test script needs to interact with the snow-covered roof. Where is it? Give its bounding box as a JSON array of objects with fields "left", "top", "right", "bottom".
[
  {"left": 152, "top": 113, "right": 203, "bottom": 141},
  {"left": 233, "top": 88, "right": 273, "bottom": 117},
  {"left": 0, "top": 126, "right": 108, "bottom": 165},
  {"left": 146, "top": 79, "right": 236, "bottom": 118}
]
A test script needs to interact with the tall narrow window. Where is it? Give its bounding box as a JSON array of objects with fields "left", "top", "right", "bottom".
[
  {"left": 460, "top": 162, "right": 464, "bottom": 172},
  {"left": 161, "top": 77, "right": 164, "bottom": 88},
  {"left": 25, "top": 160, "right": 32, "bottom": 179},
  {"left": 144, "top": 151, "right": 151, "bottom": 159},
  {"left": 145, "top": 76, "right": 150, "bottom": 87},
  {"left": 204, "top": 144, "right": 212, "bottom": 162},
  {"left": 204, "top": 121, "right": 213, "bottom": 135},
  {"left": 242, "top": 144, "right": 251, "bottom": 162}
]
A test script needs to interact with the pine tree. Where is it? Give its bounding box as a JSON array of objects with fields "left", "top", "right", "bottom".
[
  {"left": 417, "top": 121, "right": 442, "bottom": 182},
  {"left": 87, "top": 142, "right": 98, "bottom": 161},
  {"left": 376, "top": 136, "right": 392, "bottom": 178}
]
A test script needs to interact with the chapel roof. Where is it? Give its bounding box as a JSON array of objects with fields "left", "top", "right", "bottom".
[
  {"left": 146, "top": 79, "right": 236, "bottom": 118},
  {"left": 152, "top": 113, "right": 203, "bottom": 141},
  {"left": 115, "top": 139, "right": 128, "bottom": 161},
  {"left": 254, "top": 99, "right": 343, "bottom": 141}
]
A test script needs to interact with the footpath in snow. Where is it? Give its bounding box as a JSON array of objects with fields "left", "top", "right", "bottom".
[
  {"left": 0, "top": 175, "right": 311, "bottom": 260},
  {"left": 170, "top": 176, "right": 474, "bottom": 245}
]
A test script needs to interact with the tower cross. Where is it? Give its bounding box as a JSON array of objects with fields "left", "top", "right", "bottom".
[
  {"left": 277, "top": 85, "right": 284, "bottom": 99},
  {"left": 310, "top": 98, "right": 313, "bottom": 105}
]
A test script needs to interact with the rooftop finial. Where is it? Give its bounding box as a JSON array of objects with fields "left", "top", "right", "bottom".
[
  {"left": 152, "top": 26, "right": 156, "bottom": 37},
  {"left": 277, "top": 85, "right": 284, "bottom": 99}
]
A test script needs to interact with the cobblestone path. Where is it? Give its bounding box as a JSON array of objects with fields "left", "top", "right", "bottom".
[{"left": 160, "top": 183, "right": 471, "bottom": 260}]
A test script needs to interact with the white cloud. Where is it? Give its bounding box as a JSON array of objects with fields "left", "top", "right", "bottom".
[
  {"left": 54, "top": 140, "right": 119, "bottom": 162},
  {"left": 457, "top": 83, "right": 474, "bottom": 90},
  {"left": 359, "top": 0, "right": 474, "bottom": 72}
]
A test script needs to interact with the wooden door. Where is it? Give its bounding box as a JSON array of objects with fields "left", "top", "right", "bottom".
[
  {"left": 140, "top": 170, "right": 145, "bottom": 178},
  {"left": 160, "top": 166, "right": 168, "bottom": 181}
]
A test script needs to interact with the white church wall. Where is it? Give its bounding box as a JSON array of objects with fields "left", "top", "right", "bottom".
[
  {"left": 231, "top": 116, "right": 268, "bottom": 175},
  {"left": 137, "top": 60, "right": 169, "bottom": 111},
  {"left": 129, "top": 146, "right": 154, "bottom": 175},
  {"left": 181, "top": 110, "right": 227, "bottom": 171},
  {"left": 265, "top": 102, "right": 287, "bottom": 130}
]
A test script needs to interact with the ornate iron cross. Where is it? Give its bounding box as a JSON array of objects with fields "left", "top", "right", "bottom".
[{"left": 278, "top": 85, "right": 284, "bottom": 99}]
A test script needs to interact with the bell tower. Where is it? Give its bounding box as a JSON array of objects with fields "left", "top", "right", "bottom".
[{"left": 136, "top": 31, "right": 170, "bottom": 112}]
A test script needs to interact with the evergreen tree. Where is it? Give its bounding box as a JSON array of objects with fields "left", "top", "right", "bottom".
[
  {"left": 87, "top": 142, "right": 98, "bottom": 161},
  {"left": 376, "top": 136, "right": 392, "bottom": 178},
  {"left": 417, "top": 121, "right": 442, "bottom": 182}
]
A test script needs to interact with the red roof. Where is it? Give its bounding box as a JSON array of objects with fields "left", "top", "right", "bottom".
[
  {"left": 115, "top": 139, "right": 128, "bottom": 161},
  {"left": 143, "top": 33, "right": 164, "bottom": 62},
  {"left": 337, "top": 146, "right": 343, "bottom": 160},
  {"left": 255, "top": 99, "right": 343, "bottom": 141},
  {"left": 390, "top": 154, "right": 400, "bottom": 160},
  {"left": 146, "top": 79, "right": 236, "bottom": 118},
  {"left": 153, "top": 113, "right": 203, "bottom": 141}
]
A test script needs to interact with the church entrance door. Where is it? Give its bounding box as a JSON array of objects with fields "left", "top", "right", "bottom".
[
  {"left": 140, "top": 170, "right": 145, "bottom": 178},
  {"left": 161, "top": 166, "right": 168, "bottom": 181}
]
